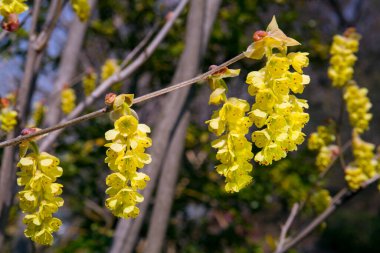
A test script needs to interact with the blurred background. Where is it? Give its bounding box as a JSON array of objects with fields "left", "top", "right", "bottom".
[{"left": 0, "top": 0, "right": 380, "bottom": 252}]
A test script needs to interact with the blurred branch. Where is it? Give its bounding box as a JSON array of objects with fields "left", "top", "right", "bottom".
[
  {"left": 275, "top": 174, "right": 380, "bottom": 253},
  {"left": 38, "top": 0, "right": 190, "bottom": 151},
  {"left": 143, "top": 1, "right": 222, "bottom": 252},
  {"left": 275, "top": 203, "right": 300, "bottom": 253},
  {"left": 45, "top": 0, "right": 97, "bottom": 128},
  {"left": 0, "top": 51, "right": 245, "bottom": 149}
]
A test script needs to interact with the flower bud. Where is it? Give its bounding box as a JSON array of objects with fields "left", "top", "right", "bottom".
[{"left": 1, "top": 14, "right": 20, "bottom": 32}]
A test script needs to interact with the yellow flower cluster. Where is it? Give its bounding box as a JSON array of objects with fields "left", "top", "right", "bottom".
[
  {"left": 82, "top": 68, "right": 98, "bottom": 97},
  {"left": 309, "top": 189, "right": 331, "bottom": 214},
  {"left": 343, "top": 81, "right": 372, "bottom": 133},
  {"left": 247, "top": 52, "right": 310, "bottom": 165},
  {"left": 315, "top": 145, "right": 339, "bottom": 172},
  {"left": 308, "top": 124, "right": 337, "bottom": 172},
  {"left": 0, "top": 108, "right": 17, "bottom": 132},
  {"left": 17, "top": 143, "right": 63, "bottom": 245},
  {"left": 345, "top": 132, "right": 377, "bottom": 190},
  {"left": 0, "top": 0, "right": 28, "bottom": 16},
  {"left": 70, "top": 0, "right": 91, "bottom": 22},
  {"left": 104, "top": 94, "right": 152, "bottom": 218},
  {"left": 32, "top": 101, "right": 45, "bottom": 127},
  {"left": 61, "top": 87, "right": 76, "bottom": 115},
  {"left": 328, "top": 29, "right": 360, "bottom": 87},
  {"left": 101, "top": 59, "right": 119, "bottom": 81},
  {"left": 207, "top": 98, "right": 254, "bottom": 192},
  {"left": 244, "top": 17, "right": 310, "bottom": 166}
]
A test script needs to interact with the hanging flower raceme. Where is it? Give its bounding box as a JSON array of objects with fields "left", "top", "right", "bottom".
[
  {"left": 345, "top": 131, "right": 377, "bottom": 190},
  {"left": 207, "top": 98, "right": 254, "bottom": 193},
  {"left": 101, "top": 59, "right": 119, "bottom": 81},
  {"left": 61, "top": 86, "right": 76, "bottom": 115},
  {"left": 343, "top": 81, "right": 372, "bottom": 134},
  {"left": 104, "top": 94, "right": 152, "bottom": 218},
  {"left": 70, "top": 0, "right": 91, "bottom": 22},
  {"left": 245, "top": 17, "right": 310, "bottom": 165},
  {"left": 307, "top": 123, "right": 338, "bottom": 172},
  {"left": 206, "top": 66, "right": 254, "bottom": 193},
  {"left": 0, "top": 98, "right": 18, "bottom": 132},
  {"left": 328, "top": 28, "right": 360, "bottom": 88},
  {"left": 17, "top": 129, "right": 64, "bottom": 245},
  {"left": 32, "top": 101, "right": 45, "bottom": 127},
  {"left": 101, "top": 59, "right": 122, "bottom": 91},
  {"left": 309, "top": 189, "right": 331, "bottom": 214},
  {"left": 82, "top": 67, "right": 98, "bottom": 97}
]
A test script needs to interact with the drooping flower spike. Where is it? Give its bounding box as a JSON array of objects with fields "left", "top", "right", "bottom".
[
  {"left": 246, "top": 17, "right": 310, "bottom": 165},
  {"left": 206, "top": 67, "right": 254, "bottom": 193},
  {"left": 17, "top": 128, "right": 64, "bottom": 245},
  {"left": 0, "top": 97, "right": 18, "bottom": 132},
  {"left": 328, "top": 28, "right": 361, "bottom": 88},
  {"left": 104, "top": 94, "right": 152, "bottom": 218}
]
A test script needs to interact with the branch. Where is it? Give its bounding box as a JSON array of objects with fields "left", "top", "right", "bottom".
[
  {"left": 0, "top": 52, "right": 245, "bottom": 149},
  {"left": 275, "top": 203, "right": 300, "bottom": 253},
  {"left": 275, "top": 174, "right": 380, "bottom": 253},
  {"left": 38, "top": 0, "right": 190, "bottom": 151}
]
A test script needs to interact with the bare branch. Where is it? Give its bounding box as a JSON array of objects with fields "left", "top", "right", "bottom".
[
  {"left": 0, "top": 50, "right": 245, "bottom": 149},
  {"left": 275, "top": 203, "right": 300, "bottom": 253},
  {"left": 276, "top": 175, "right": 380, "bottom": 253},
  {"left": 38, "top": 0, "right": 191, "bottom": 151}
]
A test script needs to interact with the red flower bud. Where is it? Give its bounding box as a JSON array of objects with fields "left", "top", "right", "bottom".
[
  {"left": 253, "top": 30, "right": 268, "bottom": 42},
  {"left": 1, "top": 14, "right": 20, "bottom": 32},
  {"left": 105, "top": 93, "right": 117, "bottom": 106}
]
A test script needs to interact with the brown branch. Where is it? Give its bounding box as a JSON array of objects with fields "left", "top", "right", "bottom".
[
  {"left": 38, "top": 0, "right": 190, "bottom": 151},
  {"left": 275, "top": 203, "right": 300, "bottom": 253},
  {"left": 0, "top": 51, "right": 245, "bottom": 149},
  {"left": 275, "top": 174, "right": 380, "bottom": 253}
]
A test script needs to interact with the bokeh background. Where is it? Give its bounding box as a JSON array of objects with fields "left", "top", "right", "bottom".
[{"left": 1, "top": 0, "right": 380, "bottom": 252}]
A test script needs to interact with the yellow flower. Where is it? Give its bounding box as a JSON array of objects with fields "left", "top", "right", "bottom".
[
  {"left": 70, "top": 0, "right": 91, "bottom": 22},
  {"left": 61, "top": 87, "right": 76, "bottom": 115},
  {"left": 104, "top": 95, "right": 152, "bottom": 218},
  {"left": 208, "top": 67, "right": 240, "bottom": 105},
  {"left": 0, "top": 0, "right": 28, "bottom": 16},
  {"left": 245, "top": 16, "right": 300, "bottom": 60},
  {"left": 32, "top": 101, "right": 45, "bottom": 127},
  {"left": 246, "top": 50, "right": 310, "bottom": 165},
  {"left": 17, "top": 147, "right": 64, "bottom": 245},
  {"left": 307, "top": 123, "right": 336, "bottom": 151},
  {"left": 343, "top": 81, "right": 372, "bottom": 133},
  {"left": 309, "top": 189, "right": 331, "bottom": 213},
  {"left": 101, "top": 59, "right": 119, "bottom": 81},
  {"left": 345, "top": 166, "right": 367, "bottom": 191},
  {"left": 0, "top": 108, "right": 17, "bottom": 132},
  {"left": 207, "top": 98, "right": 254, "bottom": 192},
  {"left": 82, "top": 68, "right": 97, "bottom": 96},
  {"left": 328, "top": 29, "right": 361, "bottom": 87},
  {"left": 315, "top": 145, "right": 339, "bottom": 172}
]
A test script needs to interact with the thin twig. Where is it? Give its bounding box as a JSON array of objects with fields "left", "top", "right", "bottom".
[
  {"left": 39, "top": 0, "right": 190, "bottom": 151},
  {"left": 275, "top": 203, "right": 300, "bottom": 253},
  {"left": 276, "top": 174, "right": 380, "bottom": 253},
  {"left": 0, "top": 52, "right": 245, "bottom": 148},
  {"left": 119, "top": 22, "right": 160, "bottom": 70}
]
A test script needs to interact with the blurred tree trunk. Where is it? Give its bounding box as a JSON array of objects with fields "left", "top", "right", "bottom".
[
  {"left": 109, "top": 0, "right": 221, "bottom": 252},
  {"left": 44, "top": 0, "right": 97, "bottom": 128}
]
